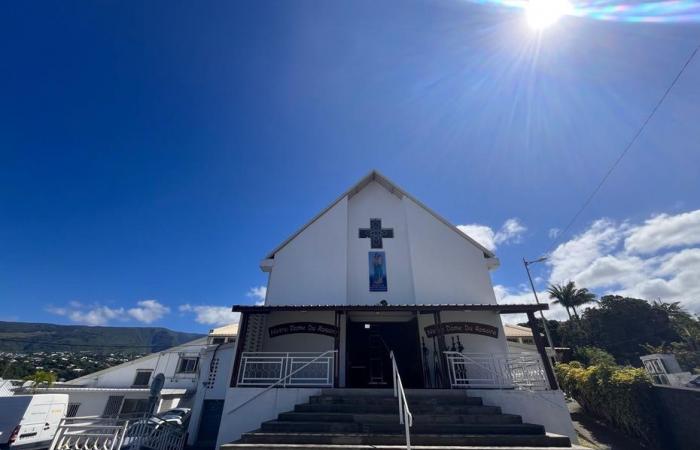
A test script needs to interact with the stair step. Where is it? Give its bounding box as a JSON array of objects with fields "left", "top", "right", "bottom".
[
  {"left": 310, "top": 395, "right": 483, "bottom": 406},
  {"left": 278, "top": 412, "right": 522, "bottom": 425},
  {"left": 225, "top": 445, "right": 583, "bottom": 450},
  {"left": 260, "top": 421, "right": 544, "bottom": 435},
  {"left": 295, "top": 403, "right": 501, "bottom": 415},
  {"left": 237, "top": 432, "right": 572, "bottom": 447}
]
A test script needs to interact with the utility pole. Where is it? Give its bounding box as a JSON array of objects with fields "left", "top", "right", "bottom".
[{"left": 523, "top": 257, "right": 558, "bottom": 361}]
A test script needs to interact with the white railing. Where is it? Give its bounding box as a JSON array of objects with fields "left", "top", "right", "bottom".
[
  {"left": 390, "top": 351, "right": 413, "bottom": 450},
  {"left": 444, "top": 352, "right": 549, "bottom": 391},
  {"left": 50, "top": 416, "right": 186, "bottom": 450},
  {"left": 228, "top": 350, "right": 338, "bottom": 416},
  {"left": 237, "top": 351, "right": 336, "bottom": 387}
]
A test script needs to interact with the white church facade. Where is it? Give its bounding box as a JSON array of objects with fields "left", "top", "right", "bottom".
[{"left": 216, "top": 171, "right": 576, "bottom": 448}]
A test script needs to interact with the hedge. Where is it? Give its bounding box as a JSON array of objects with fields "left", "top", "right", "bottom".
[{"left": 556, "top": 362, "right": 662, "bottom": 447}]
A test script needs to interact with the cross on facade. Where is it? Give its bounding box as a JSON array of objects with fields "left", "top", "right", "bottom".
[{"left": 359, "top": 218, "right": 394, "bottom": 249}]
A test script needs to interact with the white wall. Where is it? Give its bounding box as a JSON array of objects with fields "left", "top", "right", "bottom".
[
  {"left": 67, "top": 341, "right": 207, "bottom": 391},
  {"left": 187, "top": 342, "right": 237, "bottom": 445},
  {"left": 215, "top": 387, "right": 321, "bottom": 448},
  {"left": 404, "top": 197, "right": 497, "bottom": 304},
  {"left": 44, "top": 390, "right": 151, "bottom": 418},
  {"left": 471, "top": 389, "right": 578, "bottom": 443},
  {"left": 346, "top": 182, "right": 415, "bottom": 305},
  {"left": 266, "top": 197, "right": 348, "bottom": 306},
  {"left": 264, "top": 180, "right": 498, "bottom": 308}
]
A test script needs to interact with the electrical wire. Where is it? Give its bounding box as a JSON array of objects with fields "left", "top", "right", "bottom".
[{"left": 546, "top": 44, "right": 700, "bottom": 256}]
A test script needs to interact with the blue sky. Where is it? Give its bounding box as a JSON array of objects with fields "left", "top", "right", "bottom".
[{"left": 1, "top": 1, "right": 699, "bottom": 332}]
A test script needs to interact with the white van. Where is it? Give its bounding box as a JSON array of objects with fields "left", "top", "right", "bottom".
[{"left": 0, "top": 394, "right": 68, "bottom": 450}]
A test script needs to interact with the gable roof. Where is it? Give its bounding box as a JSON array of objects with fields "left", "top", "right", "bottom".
[{"left": 263, "top": 170, "right": 497, "bottom": 262}]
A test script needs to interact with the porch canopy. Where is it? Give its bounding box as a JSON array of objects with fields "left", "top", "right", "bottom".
[
  {"left": 231, "top": 303, "right": 548, "bottom": 314},
  {"left": 230, "top": 302, "right": 557, "bottom": 390}
]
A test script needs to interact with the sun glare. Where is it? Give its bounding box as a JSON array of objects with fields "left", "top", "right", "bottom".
[{"left": 526, "top": 0, "right": 572, "bottom": 29}]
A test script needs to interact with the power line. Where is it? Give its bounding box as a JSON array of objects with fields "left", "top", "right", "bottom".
[{"left": 546, "top": 44, "right": 700, "bottom": 255}]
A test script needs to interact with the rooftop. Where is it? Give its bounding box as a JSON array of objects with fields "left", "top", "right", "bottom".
[{"left": 232, "top": 303, "right": 547, "bottom": 315}]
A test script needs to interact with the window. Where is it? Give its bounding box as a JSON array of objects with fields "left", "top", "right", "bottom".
[
  {"left": 211, "top": 337, "right": 225, "bottom": 344},
  {"left": 66, "top": 403, "right": 81, "bottom": 417},
  {"left": 103, "top": 396, "right": 124, "bottom": 417},
  {"left": 120, "top": 398, "right": 150, "bottom": 416},
  {"left": 132, "top": 370, "right": 152, "bottom": 387},
  {"left": 176, "top": 357, "right": 199, "bottom": 374}
]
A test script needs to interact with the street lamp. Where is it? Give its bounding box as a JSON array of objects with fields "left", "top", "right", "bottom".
[{"left": 523, "top": 257, "right": 557, "bottom": 361}]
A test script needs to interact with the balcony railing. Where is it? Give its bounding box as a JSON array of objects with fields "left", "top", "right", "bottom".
[
  {"left": 444, "top": 351, "right": 549, "bottom": 390},
  {"left": 237, "top": 352, "right": 336, "bottom": 387}
]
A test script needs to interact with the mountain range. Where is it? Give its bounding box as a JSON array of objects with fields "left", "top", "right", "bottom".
[{"left": 0, "top": 321, "right": 204, "bottom": 353}]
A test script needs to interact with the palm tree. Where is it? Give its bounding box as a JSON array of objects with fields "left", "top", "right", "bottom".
[
  {"left": 547, "top": 281, "right": 577, "bottom": 321},
  {"left": 571, "top": 287, "right": 597, "bottom": 320}
]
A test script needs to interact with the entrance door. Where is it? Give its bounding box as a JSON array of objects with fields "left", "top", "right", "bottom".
[{"left": 346, "top": 318, "right": 423, "bottom": 388}]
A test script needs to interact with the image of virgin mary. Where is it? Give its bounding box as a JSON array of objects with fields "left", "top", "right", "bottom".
[{"left": 369, "top": 251, "right": 387, "bottom": 292}]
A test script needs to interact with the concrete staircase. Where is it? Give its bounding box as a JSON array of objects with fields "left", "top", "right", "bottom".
[{"left": 221, "top": 389, "right": 574, "bottom": 450}]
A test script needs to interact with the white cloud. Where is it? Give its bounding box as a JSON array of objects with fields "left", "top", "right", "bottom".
[
  {"left": 457, "top": 224, "right": 497, "bottom": 250},
  {"left": 128, "top": 300, "right": 170, "bottom": 324},
  {"left": 625, "top": 210, "right": 700, "bottom": 254},
  {"left": 496, "top": 219, "right": 527, "bottom": 245},
  {"left": 457, "top": 218, "right": 527, "bottom": 251},
  {"left": 547, "top": 219, "right": 624, "bottom": 285},
  {"left": 47, "top": 299, "right": 171, "bottom": 326},
  {"left": 493, "top": 284, "right": 570, "bottom": 324},
  {"left": 179, "top": 304, "right": 240, "bottom": 326},
  {"left": 47, "top": 304, "right": 126, "bottom": 326},
  {"left": 541, "top": 209, "right": 700, "bottom": 314},
  {"left": 247, "top": 286, "right": 267, "bottom": 306},
  {"left": 548, "top": 228, "right": 560, "bottom": 239}
]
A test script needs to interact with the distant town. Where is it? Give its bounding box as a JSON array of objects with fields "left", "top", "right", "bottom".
[{"left": 0, "top": 351, "right": 143, "bottom": 381}]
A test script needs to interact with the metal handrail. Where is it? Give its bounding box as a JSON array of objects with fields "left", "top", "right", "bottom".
[
  {"left": 226, "top": 350, "right": 338, "bottom": 415},
  {"left": 444, "top": 351, "right": 548, "bottom": 390},
  {"left": 389, "top": 351, "right": 413, "bottom": 450}
]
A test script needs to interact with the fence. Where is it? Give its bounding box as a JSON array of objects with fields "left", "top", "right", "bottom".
[
  {"left": 444, "top": 351, "right": 549, "bottom": 390},
  {"left": 50, "top": 416, "right": 186, "bottom": 450},
  {"left": 237, "top": 352, "right": 335, "bottom": 387}
]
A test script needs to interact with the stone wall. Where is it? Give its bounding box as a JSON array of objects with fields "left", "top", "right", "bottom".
[{"left": 652, "top": 384, "right": 700, "bottom": 450}]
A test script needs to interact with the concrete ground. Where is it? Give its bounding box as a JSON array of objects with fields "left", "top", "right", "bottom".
[{"left": 567, "top": 400, "right": 656, "bottom": 450}]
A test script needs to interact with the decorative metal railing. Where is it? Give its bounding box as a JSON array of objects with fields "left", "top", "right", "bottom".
[
  {"left": 390, "top": 351, "right": 413, "bottom": 450},
  {"left": 237, "top": 351, "right": 336, "bottom": 387},
  {"left": 50, "top": 416, "right": 186, "bottom": 450},
  {"left": 444, "top": 351, "right": 549, "bottom": 390}
]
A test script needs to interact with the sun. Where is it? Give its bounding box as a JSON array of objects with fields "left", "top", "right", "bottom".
[{"left": 526, "top": 0, "right": 572, "bottom": 29}]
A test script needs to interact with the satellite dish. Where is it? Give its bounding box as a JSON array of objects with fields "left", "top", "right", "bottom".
[{"left": 150, "top": 373, "right": 165, "bottom": 397}]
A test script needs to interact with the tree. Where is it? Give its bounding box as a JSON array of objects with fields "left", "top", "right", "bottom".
[
  {"left": 578, "top": 295, "right": 681, "bottom": 365},
  {"left": 648, "top": 300, "right": 700, "bottom": 372},
  {"left": 571, "top": 288, "right": 597, "bottom": 319},
  {"left": 573, "top": 346, "right": 616, "bottom": 367},
  {"left": 547, "top": 282, "right": 577, "bottom": 320},
  {"left": 24, "top": 370, "right": 57, "bottom": 393},
  {"left": 548, "top": 281, "right": 597, "bottom": 321}
]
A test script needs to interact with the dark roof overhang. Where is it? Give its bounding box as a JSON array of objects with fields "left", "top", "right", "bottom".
[{"left": 231, "top": 303, "right": 547, "bottom": 315}]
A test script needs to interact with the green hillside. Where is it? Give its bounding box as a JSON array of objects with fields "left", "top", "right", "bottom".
[{"left": 0, "top": 321, "right": 204, "bottom": 353}]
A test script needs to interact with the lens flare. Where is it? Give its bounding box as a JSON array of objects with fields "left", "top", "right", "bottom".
[
  {"left": 526, "top": 0, "right": 573, "bottom": 28},
  {"left": 463, "top": 0, "right": 700, "bottom": 24}
]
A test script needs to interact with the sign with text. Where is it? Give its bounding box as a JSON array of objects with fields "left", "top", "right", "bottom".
[
  {"left": 424, "top": 322, "right": 499, "bottom": 339},
  {"left": 268, "top": 322, "right": 339, "bottom": 338}
]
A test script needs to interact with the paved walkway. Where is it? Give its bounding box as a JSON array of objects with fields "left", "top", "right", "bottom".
[{"left": 567, "top": 400, "right": 656, "bottom": 450}]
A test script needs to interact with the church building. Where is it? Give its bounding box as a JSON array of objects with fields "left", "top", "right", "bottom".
[{"left": 216, "top": 171, "right": 577, "bottom": 449}]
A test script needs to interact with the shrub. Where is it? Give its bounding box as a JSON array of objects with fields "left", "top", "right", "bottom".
[
  {"left": 556, "top": 362, "right": 662, "bottom": 446},
  {"left": 573, "top": 346, "right": 616, "bottom": 367}
]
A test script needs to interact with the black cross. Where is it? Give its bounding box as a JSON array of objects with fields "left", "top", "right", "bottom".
[{"left": 359, "top": 218, "right": 394, "bottom": 249}]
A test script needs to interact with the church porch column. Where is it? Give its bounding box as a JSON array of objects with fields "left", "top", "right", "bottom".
[
  {"left": 526, "top": 311, "right": 558, "bottom": 390},
  {"left": 230, "top": 312, "right": 249, "bottom": 387}
]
